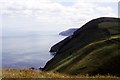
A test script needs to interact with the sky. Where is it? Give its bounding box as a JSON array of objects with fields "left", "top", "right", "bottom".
[{"left": 0, "top": 0, "right": 120, "bottom": 33}]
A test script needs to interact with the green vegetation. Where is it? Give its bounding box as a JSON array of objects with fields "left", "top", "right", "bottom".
[
  {"left": 44, "top": 17, "right": 120, "bottom": 76},
  {"left": 99, "top": 22, "right": 120, "bottom": 34}
]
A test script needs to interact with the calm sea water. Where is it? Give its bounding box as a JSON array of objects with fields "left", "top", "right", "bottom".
[{"left": 2, "top": 32, "right": 65, "bottom": 68}]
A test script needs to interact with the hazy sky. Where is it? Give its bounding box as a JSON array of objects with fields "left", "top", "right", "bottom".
[{"left": 1, "top": 0, "right": 119, "bottom": 33}]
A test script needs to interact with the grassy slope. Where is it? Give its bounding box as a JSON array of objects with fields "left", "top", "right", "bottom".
[
  {"left": 1, "top": 69, "right": 119, "bottom": 78},
  {"left": 43, "top": 17, "right": 120, "bottom": 76}
]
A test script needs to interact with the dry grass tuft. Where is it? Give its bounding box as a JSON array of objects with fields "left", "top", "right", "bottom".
[{"left": 1, "top": 69, "right": 120, "bottom": 79}]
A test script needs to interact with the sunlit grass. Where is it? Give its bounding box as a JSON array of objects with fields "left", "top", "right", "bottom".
[{"left": 1, "top": 69, "right": 119, "bottom": 78}]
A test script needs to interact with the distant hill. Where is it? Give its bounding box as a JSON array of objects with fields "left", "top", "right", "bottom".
[
  {"left": 59, "top": 28, "right": 78, "bottom": 36},
  {"left": 43, "top": 17, "right": 120, "bottom": 76}
]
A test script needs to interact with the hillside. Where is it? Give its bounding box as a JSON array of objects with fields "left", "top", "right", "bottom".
[{"left": 43, "top": 17, "right": 120, "bottom": 76}]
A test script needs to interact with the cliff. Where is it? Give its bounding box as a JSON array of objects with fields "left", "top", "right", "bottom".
[{"left": 44, "top": 17, "right": 120, "bottom": 76}]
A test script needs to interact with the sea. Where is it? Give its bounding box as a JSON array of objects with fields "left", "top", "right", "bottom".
[{"left": 1, "top": 31, "right": 65, "bottom": 68}]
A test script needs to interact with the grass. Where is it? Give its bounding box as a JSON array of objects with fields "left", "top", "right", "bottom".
[
  {"left": 44, "top": 36, "right": 120, "bottom": 74},
  {"left": 44, "top": 18, "right": 120, "bottom": 76},
  {"left": 1, "top": 69, "right": 120, "bottom": 78},
  {"left": 99, "top": 22, "right": 120, "bottom": 34}
]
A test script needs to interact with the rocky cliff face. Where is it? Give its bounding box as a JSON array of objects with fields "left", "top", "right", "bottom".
[{"left": 44, "top": 17, "right": 120, "bottom": 76}]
